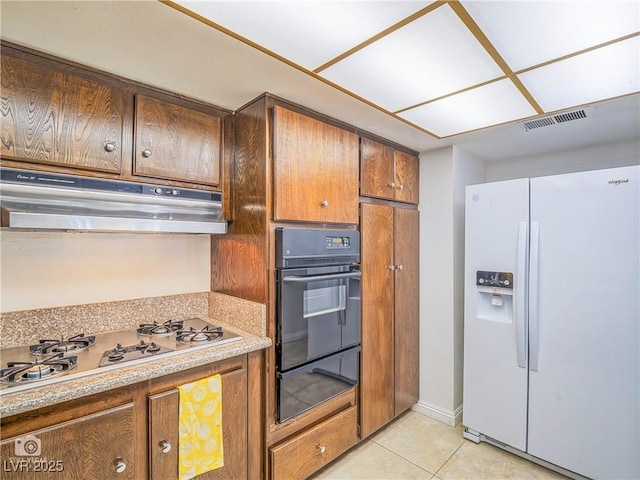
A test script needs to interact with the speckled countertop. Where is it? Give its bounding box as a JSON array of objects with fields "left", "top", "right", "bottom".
[
  {"left": 0, "top": 321, "right": 270, "bottom": 418},
  {"left": 0, "top": 291, "right": 271, "bottom": 418}
]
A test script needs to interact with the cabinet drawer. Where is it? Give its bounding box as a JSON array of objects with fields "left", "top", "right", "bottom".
[{"left": 270, "top": 406, "right": 358, "bottom": 480}]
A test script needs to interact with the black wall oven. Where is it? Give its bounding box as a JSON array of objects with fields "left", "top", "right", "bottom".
[{"left": 275, "top": 227, "right": 361, "bottom": 423}]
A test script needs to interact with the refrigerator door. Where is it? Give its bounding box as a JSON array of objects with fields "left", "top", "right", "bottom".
[
  {"left": 463, "top": 178, "right": 529, "bottom": 451},
  {"left": 527, "top": 166, "right": 639, "bottom": 479}
]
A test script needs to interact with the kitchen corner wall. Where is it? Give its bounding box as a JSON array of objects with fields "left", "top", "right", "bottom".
[
  {"left": 416, "top": 146, "right": 485, "bottom": 426},
  {"left": 0, "top": 232, "right": 211, "bottom": 313}
]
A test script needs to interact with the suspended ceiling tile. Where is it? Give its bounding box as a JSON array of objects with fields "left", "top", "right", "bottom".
[
  {"left": 461, "top": 0, "right": 640, "bottom": 72},
  {"left": 320, "top": 3, "right": 504, "bottom": 112},
  {"left": 398, "top": 79, "right": 537, "bottom": 137},
  {"left": 518, "top": 37, "right": 640, "bottom": 112},
  {"left": 176, "top": 1, "right": 433, "bottom": 71}
]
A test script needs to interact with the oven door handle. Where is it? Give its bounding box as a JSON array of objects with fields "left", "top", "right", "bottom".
[{"left": 282, "top": 271, "right": 361, "bottom": 283}]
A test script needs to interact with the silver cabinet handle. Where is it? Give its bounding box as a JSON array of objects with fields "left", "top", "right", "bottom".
[
  {"left": 396, "top": 265, "right": 404, "bottom": 271},
  {"left": 161, "top": 441, "right": 171, "bottom": 453},
  {"left": 388, "top": 182, "right": 396, "bottom": 188},
  {"left": 397, "top": 184, "right": 404, "bottom": 190},
  {"left": 388, "top": 265, "right": 396, "bottom": 271},
  {"left": 105, "top": 142, "right": 116, "bottom": 152},
  {"left": 316, "top": 443, "right": 326, "bottom": 454},
  {"left": 142, "top": 149, "right": 152, "bottom": 158},
  {"left": 114, "top": 458, "right": 126, "bottom": 474},
  {"left": 320, "top": 200, "right": 329, "bottom": 207}
]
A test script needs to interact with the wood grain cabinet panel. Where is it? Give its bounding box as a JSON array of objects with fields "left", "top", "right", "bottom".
[
  {"left": 360, "top": 203, "right": 419, "bottom": 438},
  {"left": 360, "top": 137, "right": 419, "bottom": 204},
  {"left": 360, "top": 202, "right": 395, "bottom": 438},
  {"left": 148, "top": 368, "right": 247, "bottom": 480},
  {"left": 269, "top": 406, "right": 358, "bottom": 480},
  {"left": 0, "top": 403, "right": 135, "bottom": 479},
  {"left": 273, "top": 105, "right": 359, "bottom": 224},
  {"left": 134, "top": 94, "right": 221, "bottom": 186},
  {"left": 0, "top": 54, "right": 125, "bottom": 174},
  {"left": 393, "top": 207, "right": 420, "bottom": 415}
]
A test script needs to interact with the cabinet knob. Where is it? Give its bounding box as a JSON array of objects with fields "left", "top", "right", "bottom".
[
  {"left": 397, "top": 183, "right": 404, "bottom": 190},
  {"left": 104, "top": 142, "right": 116, "bottom": 152},
  {"left": 320, "top": 200, "right": 329, "bottom": 208},
  {"left": 396, "top": 264, "right": 404, "bottom": 271},
  {"left": 114, "top": 458, "right": 127, "bottom": 474},
  {"left": 388, "top": 182, "right": 396, "bottom": 188},
  {"left": 142, "top": 149, "right": 153, "bottom": 158},
  {"left": 388, "top": 265, "right": 396, "bottom": 271},
  {"left": 316, "top": 443, "right": 326, "bottom": 454},
  {"left": 160, "top": 440, "right": 172, "bottom": 453}
]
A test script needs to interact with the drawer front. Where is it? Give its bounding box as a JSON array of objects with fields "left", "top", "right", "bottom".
[{"left": 270, "top": 406, "right": 358, "bottom": 480}]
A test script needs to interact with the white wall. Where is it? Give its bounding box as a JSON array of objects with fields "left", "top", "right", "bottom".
[
  {"left": 416, "top": 146, "right": 485, "bottom": 425},
  {"left": 0, "top": 232, "right": 211, "bottom": 312},
  {"left": 487, "top": 138, "right": 639, "bottom": 181}
]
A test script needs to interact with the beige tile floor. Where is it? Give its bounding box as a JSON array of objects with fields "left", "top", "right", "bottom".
[{"left": 311, "top": 410, "right": 568, "bottom": 480}]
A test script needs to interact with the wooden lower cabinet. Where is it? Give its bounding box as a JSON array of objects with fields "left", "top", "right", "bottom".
[
  {"left": 269, "top": 406, "right": 358, "bottom": 480},
  {"left": 0, "top": 403, "right": 135, "bottom": 479},
  {"left": 360, "top": 202, "right": 419, "bottom": 438},
  {"left": 148, "top": 365, "right": 248, "bottom": 480},
  {"left": 0, "top": 353, "right": 258, "bottom": 480}
]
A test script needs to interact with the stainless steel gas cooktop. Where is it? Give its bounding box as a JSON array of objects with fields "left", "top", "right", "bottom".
[{"left": 0, "top": 318, "right": 242, "bottom": 394}]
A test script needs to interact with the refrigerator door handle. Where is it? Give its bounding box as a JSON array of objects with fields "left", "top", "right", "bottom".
[
  {"left": 529, "top": 221, "right": 540, "bottom": 372},
  {"left": 516, "top": 222, "right": 528, "bottom": 368}
]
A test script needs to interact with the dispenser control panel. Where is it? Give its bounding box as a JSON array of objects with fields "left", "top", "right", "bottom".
[{"left": 476, "top": 271, "right": 513, "bottom": 289}]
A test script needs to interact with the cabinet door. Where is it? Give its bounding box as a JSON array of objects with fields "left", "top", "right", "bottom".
[
  {"left": 134, "top": 94, "right": 221, "bottom": 186},
  {"left": 148, "top": 368, "right": 247, "bottom": 480},
  {"left": 360, "top": 137, "right": 394, "bottom": 200},
  {"left": 394, "top": 151, "right": 419, "bottom": 204},
  {"left": 273, "top": 105, "right": 359, "bottom": 224},
  {"left": 360, "top": 202, "right": 395, "bottom": 438},
  {"left": 1, "top": 54, "right": 124, "bottom": 173},
  {"left": 0, "top": 403, "right": 135, "bottom": 479},
  {"left": 393, "top": 208, "right": 420, "bottom": 415}
]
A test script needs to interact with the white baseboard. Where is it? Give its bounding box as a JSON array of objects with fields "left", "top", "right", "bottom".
[{"left": 412, "top": 400, "right": 463, "bottom": 427}]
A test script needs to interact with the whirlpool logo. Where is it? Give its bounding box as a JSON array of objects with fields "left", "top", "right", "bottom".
[{"left": 608, "top": 178, "right": 629, "bottom": 185}]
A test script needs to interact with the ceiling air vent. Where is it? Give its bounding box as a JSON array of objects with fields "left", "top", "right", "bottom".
[{"left": 521, "top": 107, "right": 591, "bottom": 131}]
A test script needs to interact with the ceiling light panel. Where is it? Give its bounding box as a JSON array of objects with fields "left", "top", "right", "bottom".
[
  {"left": 320, "top": 3, "right": 504, "bottom": 112},
  {"left": 398, "top": 79, "right": 537, "bottom": 137},
  {"left": 461, "top": 0, "right": 640, "bottom": 72},
  {"left": 518, "top": 37, "right": 640, "bottom": 112},
  {"left": 175, "top": 1, "right": 433, "bottom": 70}
]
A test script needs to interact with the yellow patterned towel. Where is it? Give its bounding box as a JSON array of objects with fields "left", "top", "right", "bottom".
[{"left": 178, "top": 374, "right": 224, "bottom": 480}]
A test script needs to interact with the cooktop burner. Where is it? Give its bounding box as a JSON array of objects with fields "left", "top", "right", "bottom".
[
  {"left": 99, "top": 340, "right": 173, "bottom": 367},
  {"left": 29, "top": 334, "right": 96, "bottom": 356},
  {"left": 137, "top": 320, "right": 184, "bottom": 337},
  {"left": 176, "top": 325, "right": 223, "bottom": 344},
  {"left": 0, "top": 353, "right": 78, "bottom": 384},
  {"left": 0, "top": 318, "right": 243, "bottom": 394}
]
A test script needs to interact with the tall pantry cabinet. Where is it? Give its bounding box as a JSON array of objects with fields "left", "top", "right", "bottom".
[{"left": 360, "top": 136, "right": 420, "bottom": 439}]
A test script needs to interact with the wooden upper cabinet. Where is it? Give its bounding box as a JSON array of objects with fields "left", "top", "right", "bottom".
[
  {"left": 272, "top": 105, "right": 359, "bottom": 224},
  {"left": 0, "top": 54, "right": 125, "bottom": 173},
  {"left": 360, "top": 137, "right": 419, "bottom": 204},
  {"left": 360, "top": 137, "right": 394, "bottom": 199},
  {"left": 134, "top": 94, "right": 221, "bottom": 186}
]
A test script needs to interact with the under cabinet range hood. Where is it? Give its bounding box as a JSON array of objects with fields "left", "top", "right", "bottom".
[{"left": 0, "top": 168, "right": 227, "bottom": 234}]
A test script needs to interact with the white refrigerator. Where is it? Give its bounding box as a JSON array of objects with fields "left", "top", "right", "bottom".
[{"left": 463, "top": 166, "right": 639, "bottom": 479}]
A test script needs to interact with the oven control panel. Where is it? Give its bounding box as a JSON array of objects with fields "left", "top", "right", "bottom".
[{"left": 325, "top": 236, "right": 351, "bottom": 249}]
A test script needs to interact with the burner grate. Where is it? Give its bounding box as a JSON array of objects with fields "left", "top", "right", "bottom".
[
  {"left": 176, "top": 325, "right": 224, "bottom": 345},
  {"left": 137, "top": 320, "right": 184, "bottom": 337},
  {"left": 29, "top": 334, "right": 96, "bottom": 357},
  {"left": 0, "top": 353, "right": 78, "bottom": 384}
]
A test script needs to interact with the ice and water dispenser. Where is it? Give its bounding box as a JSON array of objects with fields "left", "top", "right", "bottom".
[{"left": 475, "top": 271, "right": 514, "bottom": 323}]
